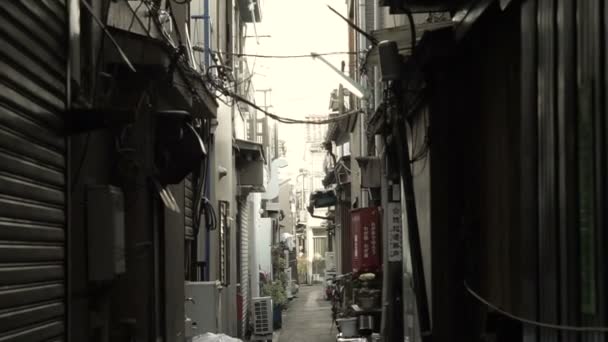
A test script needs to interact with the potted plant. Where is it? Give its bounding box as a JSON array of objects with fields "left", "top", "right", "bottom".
[{"left": 262, "top": 280, "right": 287, "bottom": 329}]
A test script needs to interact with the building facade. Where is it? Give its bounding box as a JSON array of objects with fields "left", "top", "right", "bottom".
[{"left": 0, "top": 0, "right": 270, "bottom": 341}]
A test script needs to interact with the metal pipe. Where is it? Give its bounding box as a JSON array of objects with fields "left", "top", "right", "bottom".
[
  {"left": 204, "top": 0, "right": 211, "bottom": 67},
  {"left": 249, "top": 0, "right": 260, "bottom": 44},
  {"left": 311, "top": 53, "right": 366, "bottom": 98},
  {"left": 65, "top": 3, "right": 77, "bottom": 340},
  {"left": 359, "top": 0, "right": 366, "bottom": 50},
  {"left": 373, "top": 0, "right": 381, "bottom": 111},
  {"left": 359, "top": 0, "right": 369, "bottom": 208},
  {"left": 360, "top": 99, "right": 368, "bottom": 208},
  {"left": 204, "top": 143, "right": 212, "bottom": 280}
]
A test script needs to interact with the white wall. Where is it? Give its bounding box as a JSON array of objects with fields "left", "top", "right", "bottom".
[
  {"left": 249, "top": 193, "right": 261, "bottom": 297},
  {"left": 256, "top": 218, "right": 273, "bottom": 280},
  {"left": 212, "top": 103, "right": 238, "bottom": 336}
]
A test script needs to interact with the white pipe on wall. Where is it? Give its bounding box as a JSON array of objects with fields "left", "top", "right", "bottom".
[
  {"left": 373, "top": 0, "right": 381, "bottom": 111},
  {"left": 359, "top": 0, "right": 368, "bottom": 207}
]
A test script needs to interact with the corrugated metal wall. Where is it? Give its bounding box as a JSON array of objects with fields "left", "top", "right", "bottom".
[
  {"left": 573, "top": 1, "right": 606, "bottom": 341},
  {"left": 239, "top": 196, "right": 250, "bottom": 336},
  {"left": 0, "top": 1, "right": 67, "bottom": 340},
  {"left": 519, "top": 1, "right": 539, "bottom": 341},
  {"left": 338, "top": 203, "right": 352, "bottom": 273},
  {"left": 536, "top": 2, "right": 560, "bottom": 341},
  {"left": 365, "top": 0, "right": 375, "bottom": 37},
  {"left": 533, "top": 0, "right": 607, "bottom": 341}
]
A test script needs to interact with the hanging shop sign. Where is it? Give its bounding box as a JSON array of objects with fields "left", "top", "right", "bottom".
[
  {"left": 387, "top": 202, "right": 403, "bottom": 262},
  {"left": 352, "top": 207, "right": 382, "bottom": 274}
]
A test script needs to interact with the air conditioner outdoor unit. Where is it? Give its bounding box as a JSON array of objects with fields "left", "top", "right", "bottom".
[{"left": 251, "top": 296, "right": 273, "bottom": 338}]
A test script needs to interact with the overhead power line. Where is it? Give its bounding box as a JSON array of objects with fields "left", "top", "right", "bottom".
[
  {"left": 464, "top": 281, "right": 608, "bottom": 333},
  {"left": 192, "top": 46, "right": 364, "bottom": 59},
  {"left": 207, "top": 78, "right": 360, "bottom": 125},
  {"left": 233, "top": 52, "right": 360, "bottom": 59}
]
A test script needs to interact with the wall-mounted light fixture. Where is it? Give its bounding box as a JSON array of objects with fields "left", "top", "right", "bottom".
[{"left": 311, "top": 52, "right": 367, "bottom": 99}]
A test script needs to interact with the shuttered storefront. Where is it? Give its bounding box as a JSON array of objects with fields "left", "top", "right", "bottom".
[
  {"left": 238, "top": 197, "right": 250, "bottom": 336},
  {"left": 0, "top": 1, "right": 68, "bottom": 341},
  {"left": 338, "top": 202, "right": 352, "bottom": 274}
]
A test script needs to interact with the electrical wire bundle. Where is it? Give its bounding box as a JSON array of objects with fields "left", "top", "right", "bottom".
[
  {"left": 192, "top": 162, "right": 218, "bottom": 234},
  {"left": 192, "top": 47, "right": 364, "bottom": 59},
  {"left": 111, "top": 1, "right": 363, "bottom": 128},
  {"left": 191, "top": 117, "right": 218, "bottom": 235},
  {"left": 205, "top": 74, "right": 362, "bottom": 125},
  {"left": 124, "top": 0, "right": 364, "bottom": 126}
]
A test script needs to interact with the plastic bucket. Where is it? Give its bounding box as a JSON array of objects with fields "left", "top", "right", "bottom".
[{"left": 336, "top": 318, "right": 358, "bottom": 337}]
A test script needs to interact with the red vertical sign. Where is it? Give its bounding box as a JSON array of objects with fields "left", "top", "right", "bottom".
[{"left": 352, "top": 207, "right": 381, "bottom": 274}]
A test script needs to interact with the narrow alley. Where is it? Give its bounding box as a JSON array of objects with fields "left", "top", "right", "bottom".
[
  {"left": 278, "top": 286, "right": 336, "bottom": 342},
  {"left": 2, "top": 1, "right": 608, "bottom": 342}
]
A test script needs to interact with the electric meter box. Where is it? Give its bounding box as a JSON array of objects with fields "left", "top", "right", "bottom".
[{"left": 86, "top": 185, "right": 126, "bottom": 282}]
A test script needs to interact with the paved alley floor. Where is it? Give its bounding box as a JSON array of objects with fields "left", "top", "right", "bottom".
[{"left": 278, "top": 285, "right": 337, "bottom": 342}]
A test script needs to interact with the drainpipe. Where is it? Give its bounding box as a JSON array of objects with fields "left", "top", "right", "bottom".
[
  {"left": 202, "top": 0, "right": 212, "bottom": 281},
  {"left": 359, "top": 0, "right": 368, "bottom": 207},
  {"left": 204, "top": 152, "right": 211, "bottom": 280},
  {"left": 373, "top": 0, "right": 381, "bottom": 111},
  {"left": 204, "top": 0, "right": 211, "bottom": 67}
]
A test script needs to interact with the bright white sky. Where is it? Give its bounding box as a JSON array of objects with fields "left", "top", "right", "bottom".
[{"left": 245, "top": 0, "right": 348, "bottom": 180}]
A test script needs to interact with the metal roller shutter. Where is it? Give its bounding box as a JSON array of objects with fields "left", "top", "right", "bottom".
[
  {"left": 0, "top": 1, "right": 67, "bottom": 341},
  {"left": 239, "top": 197, "right": 250, "bottom": 336},
  {"left": 340, "top": 203, "right": 352, "bottom": 273}
]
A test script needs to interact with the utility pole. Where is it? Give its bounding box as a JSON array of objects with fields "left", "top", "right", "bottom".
[
  {"left": 383, "top": 84, "right": 430, "bottom": 342},
  {"left": 256, "top": 88, "right": 272, "bottom": 111},
  {"left": 256, "top": 89, "right": 275, "bottom": 159},
  {"left": 379, "top": 88, "right": 405, "bottom": 342}
]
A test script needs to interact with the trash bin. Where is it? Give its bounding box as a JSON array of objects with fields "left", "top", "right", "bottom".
[{"left": 273, "top": 303, "right": 282, "bottom": 329}]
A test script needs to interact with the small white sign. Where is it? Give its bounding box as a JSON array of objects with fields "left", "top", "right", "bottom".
[{"left": 388, "top": 202, "right": 402, "bottom": 262}]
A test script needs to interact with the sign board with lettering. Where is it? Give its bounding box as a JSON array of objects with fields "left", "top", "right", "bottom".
[
  {"left": 387, "top": 202, "right": 402, "bottom": 262},
  {"left": 352, "top": 207, "right": 382, "bottom": 274}
]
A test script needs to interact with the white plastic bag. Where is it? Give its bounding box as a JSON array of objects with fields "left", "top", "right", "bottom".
[{"left": 193, "top": 332, "right": 242, "bottom": 342}]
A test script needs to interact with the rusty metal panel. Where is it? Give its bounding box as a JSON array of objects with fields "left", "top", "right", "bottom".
[{"left": 0, "top": 1, "right": 67, "bottom": 341}]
